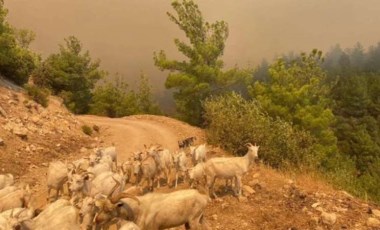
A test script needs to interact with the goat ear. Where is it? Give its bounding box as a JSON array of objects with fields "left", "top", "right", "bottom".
[{"left": 116, "top": 202, "right": 124, "bottom": 207}]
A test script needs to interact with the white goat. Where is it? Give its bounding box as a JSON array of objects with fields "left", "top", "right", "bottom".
[
  {"left": 146, "top": 145, "right": 173, "bottom": 188},
  {"left": 0, "top": 186, "right": 17, "bottom": 200},
  {"left": 47, "top": 161, "right": 69, "bottom": 201},
  {"left": 173, "top": 151, "right": 190, "bottom": 188},
  {"left": 190, "top": 144, "right": 207, "bottom": 166},
  {"left": 204, "top": 143, "right": 259, "bottom": 198},
  {"left": 0, "top": 185, "right": 32, "bottom": 212},
  {"left": 121, "top": 160, "right": 134, "bottom": 184},
  {"left": 69, "top": 171, "right": 125, "bottom": 199},
  {"left": 95, "top": 146, "right": 118, "bottom": 170},
  {"left": 188, "top": 162, "right": 207, "bottom": 188},
  {"left": 136, "top": 155, "right": 158, "bottom": 191},
  {"left": 86, "top": 162, "right": 112, "bottom": 177},
  {"left": 95, "top": 189, "right": 209, "bottom": 230},
  {"left": 12, "top": 200, "right": 80, "bottom": 230},
  {"left": 119, "top": 221, "right": 141, "bottom": 230},
  {"left": 0, "top": 174, "right": 14, "bottom": 190}
]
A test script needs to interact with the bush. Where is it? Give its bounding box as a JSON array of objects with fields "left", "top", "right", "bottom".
[
  {"left": 203, "top": 92, "right": 318, "bottom": 169},
  {"left": 81, "top": 125, "right": 93, "bottom": 136},
  {"left": 24, "top": 84, "right": 49, "bottom": 107}
]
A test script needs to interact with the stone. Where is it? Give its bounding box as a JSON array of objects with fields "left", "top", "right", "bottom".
[
  {"left": 238, "top": 196, "right": 248, "bottom": 202},
  {"left": 242, "top": 185, "right": 255, "bottom": 196},
  {"left": 80, "top": 147, "right": 87, "bottom": 153},
  {"left": 0, "top": 138, "right": 4, "bottom": 146},
  {"left": 13, "top": 126, "right": 28, "bottom": 140},
  {"left": 0, "top": 106, "right": 7, "bottom": 118},
  {"left": 252, "top": 173, "right": 260, "bottom": 178},
  {"left": 321, "top": 211, "right": 337, "bottom": 226},
  {"left": 311, "top": 216, "right": 319, "bottom": 224},
  {"left": 367, "top": 217, "right": 380, "bottom": 228},
  {"left": 212, "top": 214, "right": 218, "bottom": 221},
  {"left": 312, "top": 202, "right": 321, "bottom": 209},
  {"left": 372, "top": 209, "right": 380, "bottom": 218}
]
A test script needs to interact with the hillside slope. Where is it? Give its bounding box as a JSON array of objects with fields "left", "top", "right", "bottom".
[{"left": 1, "top": 80, "right": 380, "bottom": 229}]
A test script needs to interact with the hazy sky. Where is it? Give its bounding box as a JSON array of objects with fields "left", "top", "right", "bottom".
[{"left": 4, "top": 0, "right": 380, "bottom": 96}]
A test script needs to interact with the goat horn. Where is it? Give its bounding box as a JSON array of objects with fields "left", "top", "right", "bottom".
[
  {"left": 68, "top": 162, "right": 76, "bottom": 170},
  {"left": 82, "top": 172, "right": 95, "bottom": 177},
  {"left": 111, "top": 193, "right": 140, "bottom": 204},
  {"left": 15, "top": 208, "right": 27, "bottom": 218},
  {"left": 108, "top": 177, "right": 121, "bottom": 199},
  {"left": 245, "top": 143, "right": 253, "bottom": 147}
]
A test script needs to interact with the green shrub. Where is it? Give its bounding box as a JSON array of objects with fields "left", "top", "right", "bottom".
[
  {"left": 24, "top": 84, "right": 49, "bottom": 107},
  {"left": 81, "top": 125, "right": 93, "bottom": 136},
  {"left": 203, "top": 92, "right": 318, "bottom": 169}
]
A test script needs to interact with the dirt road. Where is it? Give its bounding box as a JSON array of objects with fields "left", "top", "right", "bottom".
[{"left": 78, "top": 115, "right": 205, "bottom": 162}]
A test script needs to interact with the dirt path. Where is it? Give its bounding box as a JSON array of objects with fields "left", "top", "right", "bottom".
[{"left": 78, "top": 115, "right": 205, "bottom": 162}]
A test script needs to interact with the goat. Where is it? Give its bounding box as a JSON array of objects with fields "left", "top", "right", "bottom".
[
  {"left": 0, "top": 186, "right": 17, "bottom": 200},
  {"left": 146, "top": 145, "right": 173, "bottom": 188},
  {"left": 95, "top": 146, "right": 118, "bottom": 170},
  {"left": 69, "top": 171, "right": 125, "bottom": 200},
  {"left": 136, "top": 155, "right": 158, "bottom": 191},
  {"left": 87, "top": 162, "right": 112, "bottom": 177},
  {"left": 95, "top": 188, "right": 209, "bottom": 230},
  {"left": 0, "top": 174, "right": 14, "bottom": 190},
  {"left": 72, "top": 158, "right": 90, "bottom": 171},
  {"left": 0, "top": 185, "right": 32, "bottom": 212},
  {"left": 121, "top": 160, "right": 134, "bottom": 184},
  {"left": 1, "top": 207, "right": 35, "bottom": 229},
  {"left": 47, "top": 161, "right": 69, "bottom": 202},
  {"left": 189, "top": 144, "right": 207, "bottom": 166},
  {"left": 173, "top": 151, "right": 190, "bottom": 188},
  {"left": 178, "top": 136, "right": 197, "bottom": 149},
  {"left": 188, "top": 162, "right": 207, "bottom": 188},
  {"left": 12, "top": 200, "right": 80, "bottom": 230},
  {"left": 204, "top": 143, "right": 259, "bottom": 198},
  {"left": 119, "top": 221, "right": 141, "bottom": 230}
]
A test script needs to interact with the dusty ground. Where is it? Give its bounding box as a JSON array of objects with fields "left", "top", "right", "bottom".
[
  {"left": 1, "top": 79, "right": 380, "bottom": 229},
  {"left": 78, "top": 115, "right": 380, "bottom": 230}
]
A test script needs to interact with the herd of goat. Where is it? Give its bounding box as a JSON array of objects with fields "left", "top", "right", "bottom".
[{"left": 0, "top": 136, "right": 260, "bottom": 230}]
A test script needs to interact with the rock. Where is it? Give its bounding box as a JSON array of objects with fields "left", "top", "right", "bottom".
[
  {"left": 252, "top": 173, "right": 260, "bottom": 179},
  {"left": 221, "top": 203, "right": 229, "bottom": 209},
  {"left": 41, "top": 163, "right": 48, "bottom": 167},
  {"left": 367, "top": 218, "right": 380, "bottom": 228},
  {"left": 311, "top": 216, "right": 319, "bottom": 224},
  {"left": 0, "top": 137, "right": 4, "bottom": 146},
  {"left": 0, "top": 106, "right": 7, "bottom": 118},
  {"left": 248, "top": 179, "right": 259, "bottom": 186},
  {"left": 371, "top": 209, "right": 380, "bottom": 218},
  {"left": 212, "top": 214, "right": 218, "bottom": 221},
  {"left": 287, "top": 179, "right": 294, "bottom": 184},
  {"left": 242, "top": 185, "right": 255, "bottom": 196},
  {"left": 312, "top": 202, "right": 321, "bottom": 209},
  {"left": 8, "top": 99, "right": 17, "bottom": 105},
  {"left": 321, "top": 212, "right": 337, "bottom": 226},
  {"left": 238, "top": 196, "right": 248, "bottom": 202},
  {"left": 13, "top": 127, "right": 28, "bottom": 140},
  {"left": 80, "top": 147, "right": 87, "bottom": 153}
]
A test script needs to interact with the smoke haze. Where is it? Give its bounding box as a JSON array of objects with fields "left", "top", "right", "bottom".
[{"left": 5, "top": 0, "right": 380, "bottom": 100}]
